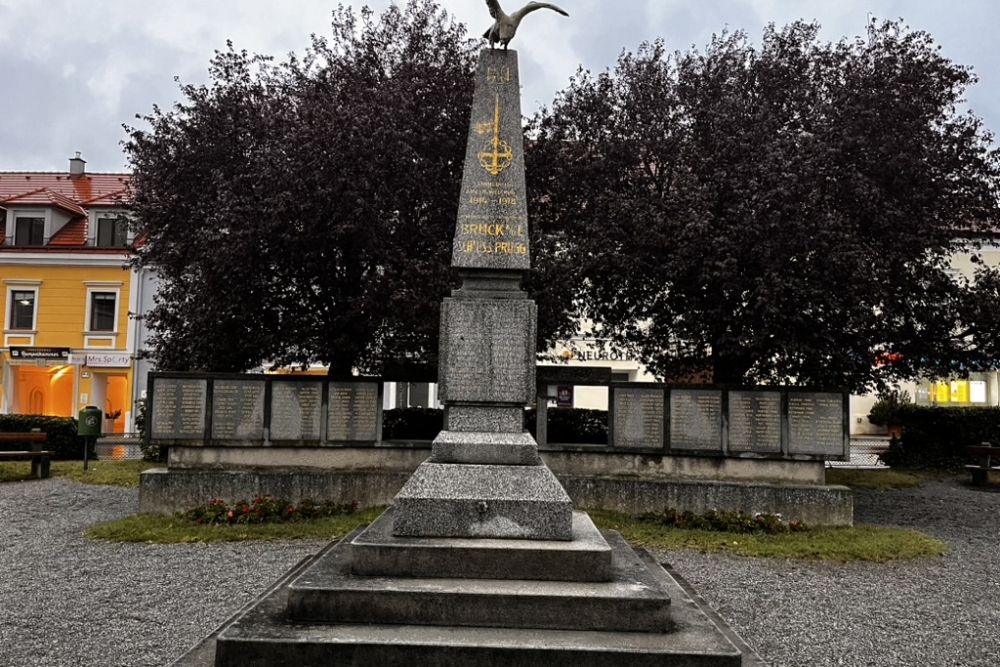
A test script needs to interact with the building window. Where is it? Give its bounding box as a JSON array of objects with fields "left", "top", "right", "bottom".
[
  {"left": 9, "top": 290, "right": 36, "bottom": 329},
  {"left": 89, "top": 292, "right": 117, "bottom": 331},
  {"left": 96, "top": 217, "right": 127, "bottom": 247},
  {"left": 14, "top": 216, "right": 44, "bottom": 246}
]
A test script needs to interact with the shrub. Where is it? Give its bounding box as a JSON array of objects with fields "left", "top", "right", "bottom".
[
  {"left": 381, "top": 406, "right": 610, "bottom": 445},
  {"left": 381, "top": 408, "right": 443, "bottom": 440},
  {"left": 525, "top": 407, "right": 609, "bottom": 445},
  {"left": 178, "top": 495, "right": 360, "bottom": 525},
  {"left": 638, "top": 507, "right": 808, "bottom": 534},
  {"left": 867, "top": 388, "right": 911, "bottom": 427},
  {"left": 878, "top": 404, "right": 1000, "bottom": 470},
  {"left": 0, "top": 415, "right": 90, "bottom": 460}
]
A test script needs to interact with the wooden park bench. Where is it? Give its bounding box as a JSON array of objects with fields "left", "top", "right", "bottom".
[
  {"left": 964, "top": 442, "right": 1000, "bottom": 487},
  {"left": 0, "top": 431, "right": 52, "bottom": 479}
]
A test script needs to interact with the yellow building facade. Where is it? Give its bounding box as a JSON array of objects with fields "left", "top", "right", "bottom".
[{"left": 0, "top": 159, "right": 134, "bottom": 433}]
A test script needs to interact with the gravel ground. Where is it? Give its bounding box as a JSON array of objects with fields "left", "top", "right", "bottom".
[
  {"left": 1, "top": 475, "right": 998, "bottom": 666},
  {"left": 659, "top": 476, "right": 1000, "bottom": 666}
]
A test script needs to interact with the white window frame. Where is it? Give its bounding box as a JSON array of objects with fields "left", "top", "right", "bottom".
[
  {"left": 89, "top": 210, "right": 131, "bottom": 247},
  {"left": 83, "top": 283, "right": 122, "bottom": 334},
  {"left": 4, "top": 281, "right": 40, "bottom": 332},
  {"left": 8, "top": 209, "right": 50, "bottom": 246}
]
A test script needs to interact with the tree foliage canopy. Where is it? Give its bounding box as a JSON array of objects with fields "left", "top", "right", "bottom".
[
  {"left": 125, "top": 0, "right": 478, "bottom": 374},
  {"left": 128, "top": 12, "right": 1000, "bottom": 391},
  {"left": 527, "top": 20, "right": 1000, "bottom": 391}
]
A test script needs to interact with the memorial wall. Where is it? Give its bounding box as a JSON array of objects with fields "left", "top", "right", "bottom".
[
  {"left": 610, "top": 384, "right": 848, "bottom": 459},
  {"left": 148, "top": 373, "right": 381, "bottom": 446},
  {"left": 148, "top": 373, "right": 847, "bottom": 460}
]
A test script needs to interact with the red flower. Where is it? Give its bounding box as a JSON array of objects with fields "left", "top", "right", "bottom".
[
  {"left": 287, "top": 507, "right": 295, "bottom": 514},
  {"left": 227, "top": 510, "right": 234, "bottom": 519},
  {"left": 243, "top": 507, "right": 249, "bottom": 514}
]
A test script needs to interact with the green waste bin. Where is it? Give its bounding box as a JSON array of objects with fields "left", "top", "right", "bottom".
[{"left": 78, "top": 406, "right": 102, "bottom": 436}]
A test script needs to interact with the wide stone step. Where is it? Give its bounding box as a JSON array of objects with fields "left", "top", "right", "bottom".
[
  {"left": 348, "top": 508, "right": 613, "bottom": 581},
  {"left": 209, "top": 545, "right": 741, "bottom": 667},
  {"left": 287, "top": 529, "right": 671, "bottom": 632}
]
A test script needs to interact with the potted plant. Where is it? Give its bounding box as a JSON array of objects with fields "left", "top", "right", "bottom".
[{"left": 867, "top": 389, "right": 911, "bottom": 438}]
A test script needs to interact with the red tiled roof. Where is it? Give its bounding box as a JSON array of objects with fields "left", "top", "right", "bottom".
[
  {"left": 0, "top": 170, "right": 129, "bottom": 250},
  {"left": 0, "top": 172, "right": 128, "bottom": 205},
  {"left": 2, "top": 187, "right": 90, "bottom": 217},
  {"left": 49, "top": 219, "right": 88, "bottom": 246}
]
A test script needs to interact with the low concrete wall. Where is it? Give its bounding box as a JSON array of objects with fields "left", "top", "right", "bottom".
[
  {"left": 140, "top": 469, "right": 413, "bottom": 515},
  {"left": 542, "top": 450, "right": 825, "bottom": 485},
  {"left": 559, "top": 476, "right": 853, "bottom": 527},
  {"left": 140, "top": 467, "right": 852, "bottom": 527},
  {"left": 166, "top": 445, "right": 825, "bottom": 485},
  {"left": 167, "top": 444, "right": 428, "bottom": 473}
]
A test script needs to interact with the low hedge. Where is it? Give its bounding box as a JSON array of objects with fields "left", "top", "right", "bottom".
[
  {"left": 880, "top": 404, "right": 1000, "bottom": 470},
  {"left": 525, "top": 407, "right": 608, "bottom": 445},
  {"left": 382, "top": 408, "right": 444, "bottom": 440},
  {"left": 0, "top": 415, "right": 92, "bottom": 460},
  {"left": 381, "top": 407, "right": 609, "bottom": 445}
]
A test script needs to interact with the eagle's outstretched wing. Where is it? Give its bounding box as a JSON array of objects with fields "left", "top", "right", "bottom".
[
  {"left": 511, "top": 2, "right": 569, "bottom": 21},
  {"left": 485, "top": 0, "right": 503, "bottom": 21}
]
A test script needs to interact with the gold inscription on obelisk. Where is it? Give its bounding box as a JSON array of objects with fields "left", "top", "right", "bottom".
[{"left": 477, "top": 94, "right": 513, "bottom": 176}]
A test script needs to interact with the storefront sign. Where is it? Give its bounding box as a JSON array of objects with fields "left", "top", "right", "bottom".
[
  {"left": 559, "top": 339, "right": 632, "bottom": 362},
  {"left": 9, "top": 346, "right": 71, "bottom": 360},
  {"left": 86, "top": 353, "right": 132, "bottom": 368}
]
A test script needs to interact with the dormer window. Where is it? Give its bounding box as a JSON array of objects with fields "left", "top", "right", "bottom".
[
  {"left": 96, "top": 217, "right": 128, "bottom": 247},
  {"left": 14, "top": 216, "right": 44, "bottom": 246}
]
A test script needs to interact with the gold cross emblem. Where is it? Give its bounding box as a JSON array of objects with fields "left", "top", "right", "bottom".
[{"left": 478, "top": 94, "right": 513, "bottom": 176}]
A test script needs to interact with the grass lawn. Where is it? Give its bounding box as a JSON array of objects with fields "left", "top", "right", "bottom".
[
  {"left": 0, "top": 459, "right": 159, "bottom": 486},
  {"left": 2, "top": 459, "right": 947, "bottom": 563},
  {"left": 825, "top": 467, "right": 927, "bottom": 490},
  {"left": 589, "top": 509, "right": 947, "bottom": 563},
  {"left": 86, "top": 506, "right": 385, "bottom": 543},
  {"left": 86, "top": 503, "right": 947, "bottom": 563}
]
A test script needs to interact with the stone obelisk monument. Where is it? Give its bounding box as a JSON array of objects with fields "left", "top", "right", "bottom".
[
  {"left": 173, "top": 49, "right": 747, "bottom": 667},
  {"left": 391, "top": 50, "right": 573, "bottom": 541}
]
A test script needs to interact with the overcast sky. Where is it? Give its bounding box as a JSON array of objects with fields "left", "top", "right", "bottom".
[{"left": 2, "top": 0, "right": 999, "bottom": 173}]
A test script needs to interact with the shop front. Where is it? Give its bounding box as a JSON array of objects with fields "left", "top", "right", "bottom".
[
  {"left": 2, "top": 347, "right": 79, "bottom": 417},
  {"left": 0, "top": 347, "right": 132, "bottom": 433}
]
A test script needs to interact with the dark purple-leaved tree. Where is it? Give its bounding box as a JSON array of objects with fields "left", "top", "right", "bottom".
[
  {"left": 125, "top": 0, "right": 478, "bottom": 374},
  {"left": 526, "top": 20, "right": 1000, "bottom": 391}
]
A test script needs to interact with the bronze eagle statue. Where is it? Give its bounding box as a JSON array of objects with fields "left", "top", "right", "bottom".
[{"left": 483, "top": 0, "right": 569, "bottom": 50}]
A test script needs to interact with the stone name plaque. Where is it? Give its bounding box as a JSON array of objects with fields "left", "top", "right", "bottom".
[
  {"left": 439, "top": 299, "right": 535, "bottom": 404},
  {"left": 327, "top": 382, "right": 379, "bottom": 442},
  {"left": 670, "top": 389, "right": 723, "bottom": 451},
  {"left": 727, "top": 391, "right": 782, "bottom": 453},
  {"left": 788, "top": 393, "right": 846, "bottom": 456},
  {"left": 150, "top": 378, "right": 207, "bottom": 440},
  {"left": 270, "top": 381, "right": 322, "bottom": 441},
  {"left": 613, "top": 387, "right": 664, "bottom": 449},
  {"left": 211, "top": 380, "right": 265, "bottom": 441}
]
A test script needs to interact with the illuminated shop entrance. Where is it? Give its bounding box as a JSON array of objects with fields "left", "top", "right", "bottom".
[
  {"left": 10, "top": 365, "right": 75, "bottom": 416},
  {"left": 89, "top": 372, "right": 128, "bottom": 433}
]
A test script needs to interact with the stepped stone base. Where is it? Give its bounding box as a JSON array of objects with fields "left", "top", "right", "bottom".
[
  {"left": 289, "top": 527, "right": 665, "bottom": 631},
  {"left": 393, "top": 462, "right": 573, "bottom": 540},
  {"left": 169, "top": 526, "right": 747, "bottom": 667},
  {"left": 349, "top": 508, "right": 612, "bottom": 581}
]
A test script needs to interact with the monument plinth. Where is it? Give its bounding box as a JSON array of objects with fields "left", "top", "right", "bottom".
[{"left": 391, "top": 49, "right": 573, "bottom": 541}]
